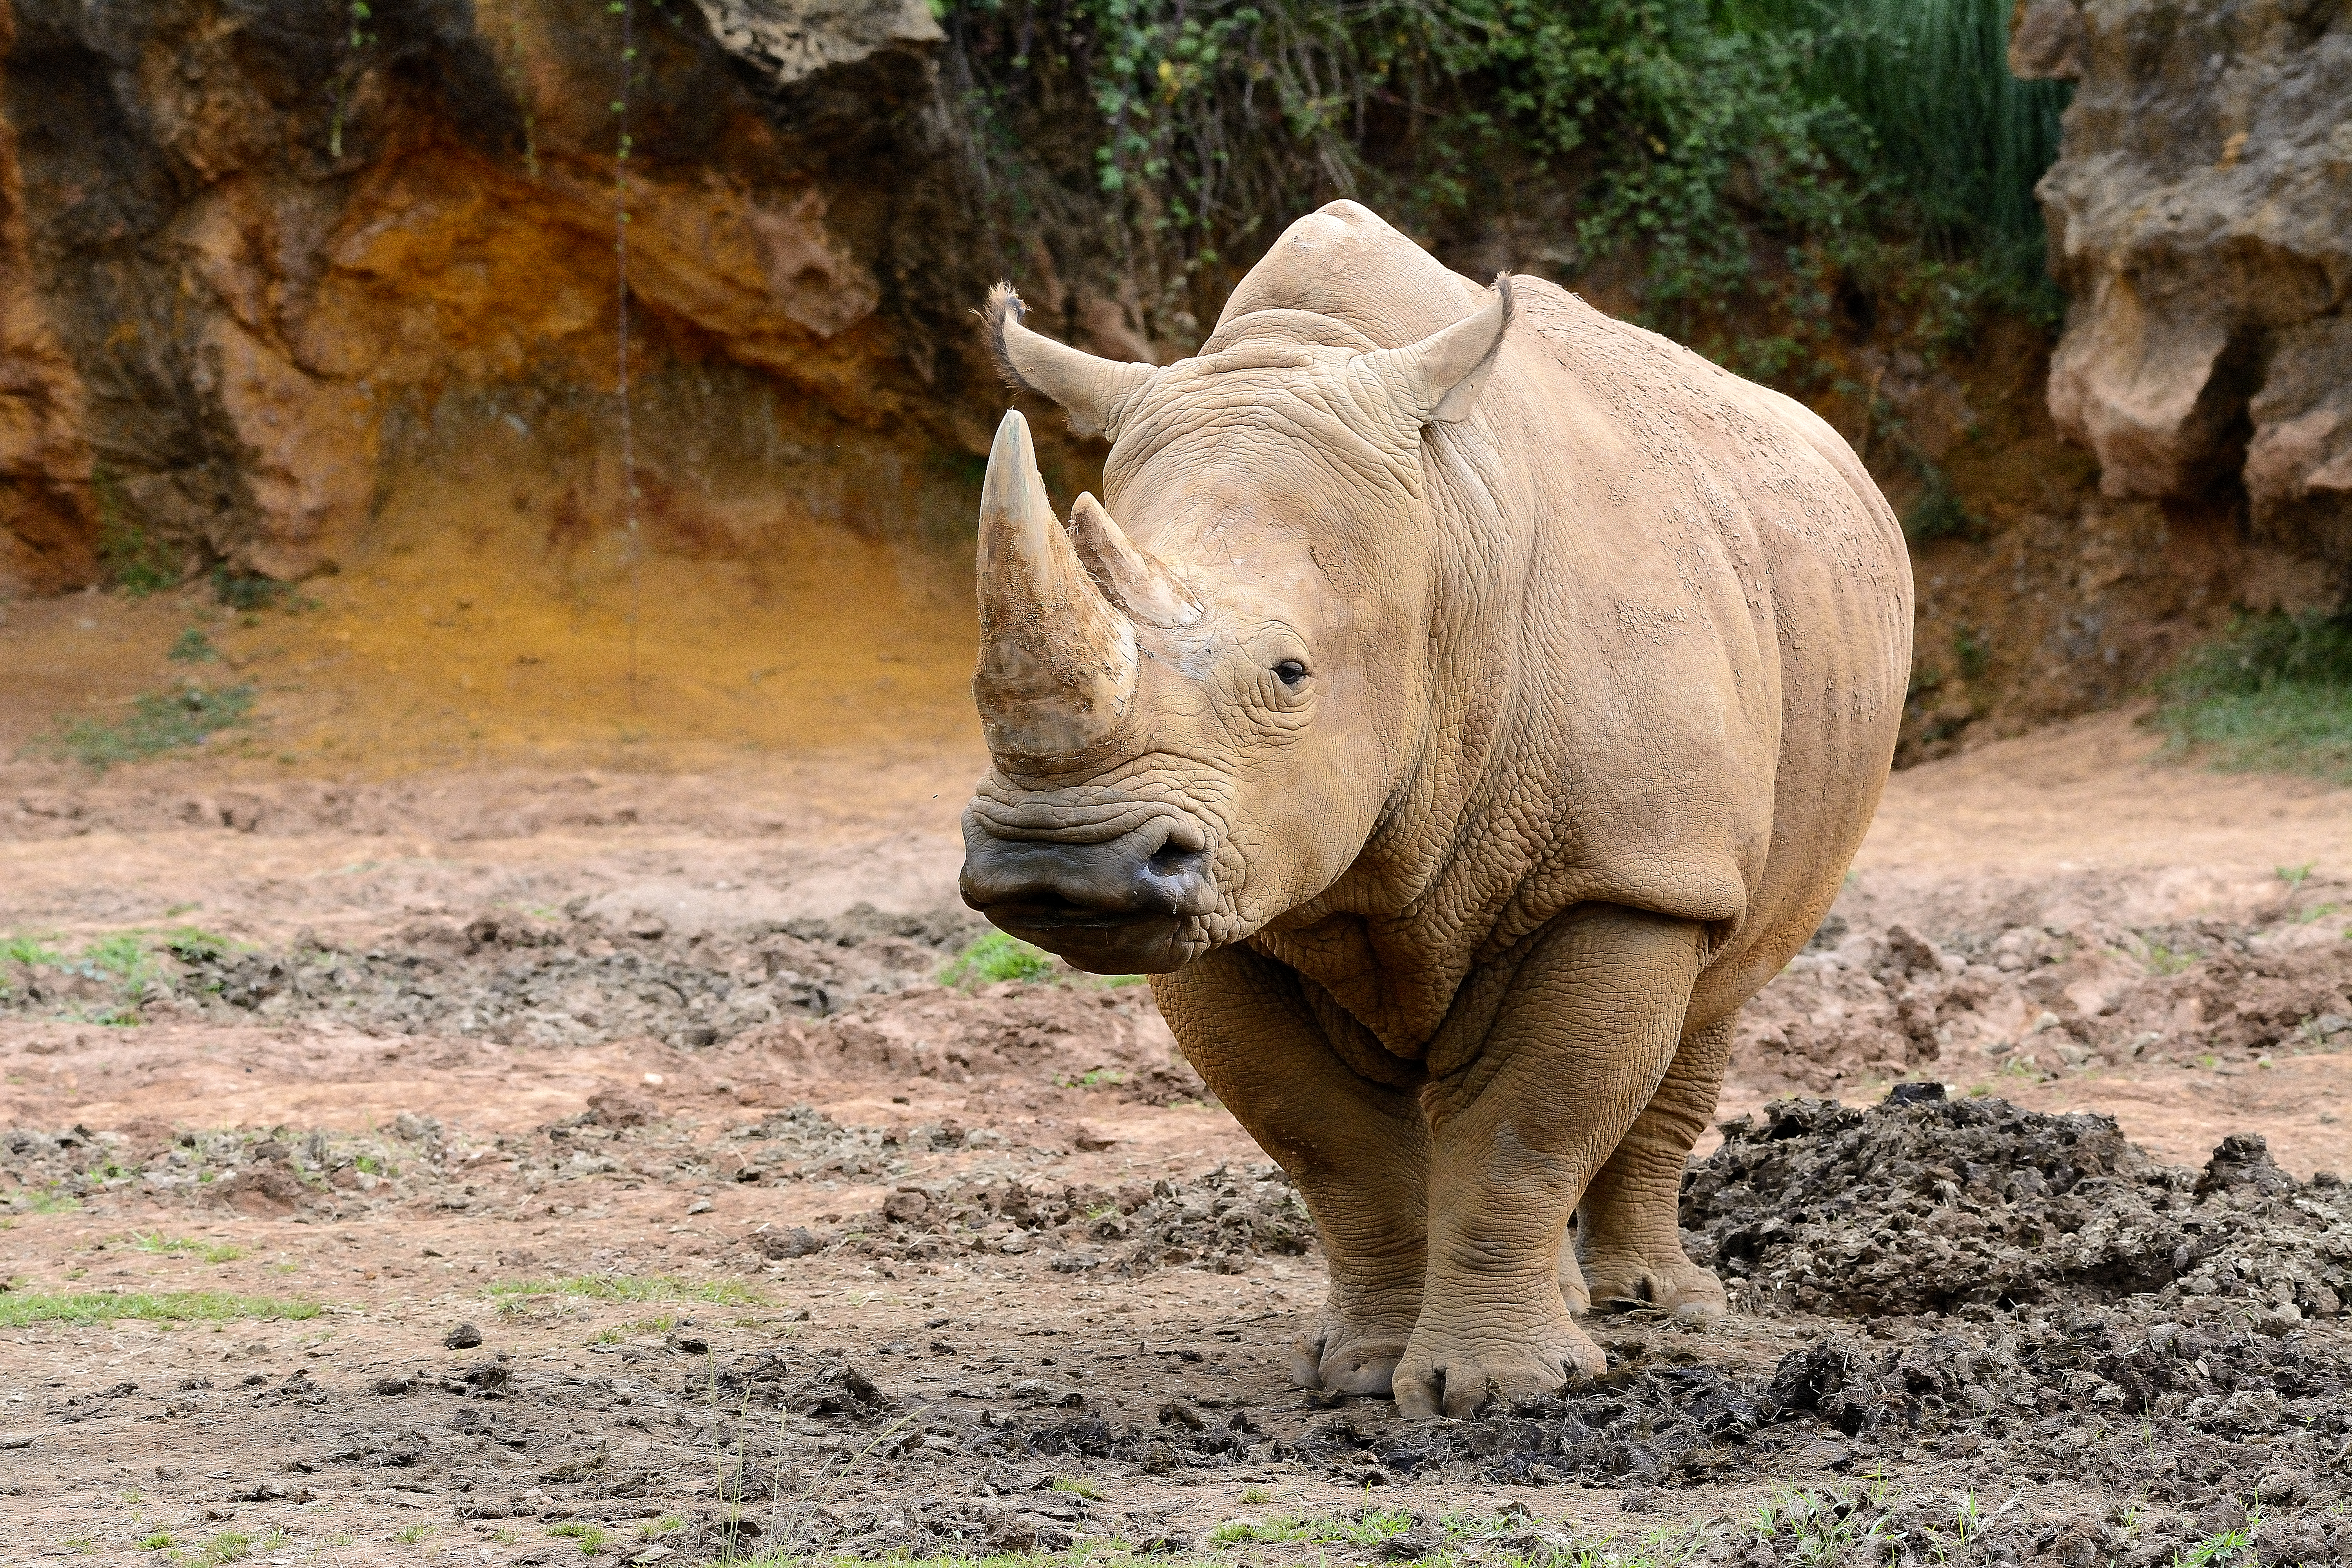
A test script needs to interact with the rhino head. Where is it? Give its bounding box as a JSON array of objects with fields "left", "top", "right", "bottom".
[{"left": 958, "top": 263, "right": 1514, "bottom": 975}]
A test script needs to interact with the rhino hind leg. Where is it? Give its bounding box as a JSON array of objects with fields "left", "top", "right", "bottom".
[
  {"left": 1573, "top": 1014, "right": 1733, "bottom": 1321},
  {"left": 1149, "top": 946, "right": 1430, "bottom": 1398}
]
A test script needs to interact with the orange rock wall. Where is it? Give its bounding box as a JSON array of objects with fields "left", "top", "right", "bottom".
[{"left": 0, "top": 0, "right": 1000, "bottom": 595}]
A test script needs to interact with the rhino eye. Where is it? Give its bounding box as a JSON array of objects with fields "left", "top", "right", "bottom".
[{"left": 1274, "top": 660, "right": 1308, "bottom": 687}]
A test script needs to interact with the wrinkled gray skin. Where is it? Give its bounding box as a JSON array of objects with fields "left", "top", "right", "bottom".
[{"left": 957, "top": 202, "right": 1912, "bottom": 1417}]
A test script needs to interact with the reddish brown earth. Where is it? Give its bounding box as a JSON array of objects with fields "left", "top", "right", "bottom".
[{"left": 1, "top": 677, "right": 2349, "bottom": 1561}]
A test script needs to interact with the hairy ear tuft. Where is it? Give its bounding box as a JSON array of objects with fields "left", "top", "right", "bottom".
[{"left": 982, "top": 283, "right": 1034, "bottom": 394}]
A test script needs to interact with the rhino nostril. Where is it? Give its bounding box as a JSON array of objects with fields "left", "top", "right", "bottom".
[{"left": 1147, "top": 843, "right": 1205, "bottom": 877}]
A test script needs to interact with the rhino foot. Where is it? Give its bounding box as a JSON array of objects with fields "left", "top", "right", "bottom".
[
  {"left": 1578, "top": 1250, "right": 1728, "bottom": 1322},
  {"left": 1289, "top": 1315, "right": 1411, "bottom": 1397},
  {"left": 1390, "top": 1318, "right": 1606, "bottom": 1420}
]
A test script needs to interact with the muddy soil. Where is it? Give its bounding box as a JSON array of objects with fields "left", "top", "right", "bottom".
[{"left": 4, "top": 711, "right": 2352, "bottom": 1564}]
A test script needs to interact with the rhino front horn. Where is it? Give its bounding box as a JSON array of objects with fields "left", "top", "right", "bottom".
[{"left": 973, "top": 409, "right": 1140, "bottom": 764}]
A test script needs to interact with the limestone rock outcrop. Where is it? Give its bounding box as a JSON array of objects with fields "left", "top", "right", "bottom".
[
  {"left": 685, "top": 0, "right": 943, "bottom": 88},
  {"left": 2024, "top": 0, "right": 2352, "bottom": 580}
]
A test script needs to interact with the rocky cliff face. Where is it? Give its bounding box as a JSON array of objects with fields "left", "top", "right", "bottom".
[
  {"left": 2020, "top": 0, "right": 2351, "bottom": 591},
  {"left": 0, "top": 0, "right": 993, "bottom": 593},
  {"left": 2, "top": 0, "right": 2344, "bottom": 755}
]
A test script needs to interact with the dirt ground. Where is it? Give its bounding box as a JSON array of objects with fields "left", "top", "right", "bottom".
[{"left": 3, "top": 591, "right": 2352, "bottom": 1567}]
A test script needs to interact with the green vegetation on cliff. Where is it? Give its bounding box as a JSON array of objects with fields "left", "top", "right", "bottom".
[{"left": 942, "top": 0, "right": 2067, "bottom": 363}]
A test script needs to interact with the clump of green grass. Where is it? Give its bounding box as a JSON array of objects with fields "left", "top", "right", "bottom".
[
  {"left": 169, "top": 628, "right": 219, "bottom": 664},
  {"left": 191, "top": 1530, "right": 254, "bottom": 1566},
  {"left": 162, "top": 926, "right": 234, "bottom": 963},
  {"left": 486, "top": 1274, "right": 762, "bottom": 1308},
  {"left": 40, "top": 684, "right": 255, "bottom": 774},
  {"left": 940, "top": 930, "right": 1056, "bottom": 987},
  {"left": 2153, "top": 611, "right": 2352, "bottom": 784},
  {"left": 0, "top": 1290, "right": 319, "bottom": 1328},
  {"left": 4, "top": 1189, "right": 83, "bottom": 1215},
  {"left": 211, "top": 568, "right": 288, "bottom": 612},
  {"left": 82, "top": 933, "right": 154, "bottom": 983},
  {"left": 547, "top": 1522, "right": 606, "bottom": 1555},
  {"left": 1209, "top": 1510, "right": 1415, "bottom": 1548},
  {"left": 0, "top": 934, "right": 61, "bottom": 967},
  {"left": 130, "top": 1232, "right": 244, "bottom": 1263}
]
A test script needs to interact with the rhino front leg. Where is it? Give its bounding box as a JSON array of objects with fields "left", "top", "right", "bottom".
[
  {"left": 1152, "top": 946, "right": 1430, "bottom": 1397},
  {"left": 1392, "top": 904, "right": 1704, "bottom": 1419},
  {"left": 1575, "top": 1014, "right": 1733, "bottom": 1319}
]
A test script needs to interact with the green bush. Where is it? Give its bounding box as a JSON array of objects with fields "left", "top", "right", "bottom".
[
  {"left": 942, "top": 0, "right": 2067, "bottom": 355},
  {"left": 2153, "top": 612, "right": 2352, "bottom": 784}
]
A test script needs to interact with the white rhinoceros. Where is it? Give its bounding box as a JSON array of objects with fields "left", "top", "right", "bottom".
[{"left": 956, "top": 201, "right": 1912, "bottom": 1417}]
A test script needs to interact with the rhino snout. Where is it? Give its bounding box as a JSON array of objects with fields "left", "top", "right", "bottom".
[{"left": 958, "top": 813, "right": 1215, "bottom": 974}]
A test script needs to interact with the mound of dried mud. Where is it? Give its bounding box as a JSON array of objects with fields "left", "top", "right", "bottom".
[
  {"left": 1745, "top": 908, "right": 2352, "bottom": 1095},
  {"left": 1682, "top": 1089, "right": 2350, "bottom": 1321}
]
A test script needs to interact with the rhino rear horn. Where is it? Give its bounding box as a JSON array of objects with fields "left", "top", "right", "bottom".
[
  {"left": 1068, "top": 493, "right": 1201, "bottom": 628},
  {"left": 1349, "top": 273, "right": 1515, "bottom": 426},
  {"left": 984, "top": 283, "right": 1161, "bottom": 441},
  {"left": 972, "top": 410, "right": 1140, "bottom": 764}
]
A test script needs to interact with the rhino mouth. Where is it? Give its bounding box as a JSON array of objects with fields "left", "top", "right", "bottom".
[
  {"left": 958, "top": 815, "right": 1217, "bottom": 975},
  {"left": 980, "top": 904, "right": 1196, "bottom": 975}
]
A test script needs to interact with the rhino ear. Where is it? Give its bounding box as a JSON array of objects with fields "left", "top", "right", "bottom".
[
  {"left": 984, "top": 283, "right": 1161, "bottom": 441},
  {"left": 1350, "top": 274, "right": 1515, "bottom": 426}
]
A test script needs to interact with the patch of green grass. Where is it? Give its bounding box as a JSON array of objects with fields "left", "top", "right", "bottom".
[
  {"left": 162, "top": 927, "right": 234, "bottom": 963},
  {"left": 211, "top": 568, "right": 288, "bottom": 613},
  {"left": 0, "top": 1290, "right": 320, "bottom": 1328},
  {"left": 130, "top": 1232, "right": 244, "bottom": 1263},
  {"left": 391, "top": 1523, "right": 433, "bottom": 1545},
  {"left": 2154, "top": 611, "right": 2352, "bottom": 784},
  {"left": 0, "top": 934, "right": 62, "bottom": 966},
  {"left": 547, "top": 1522, "right": 606, "bottom": 1555},
  {"left": 1208, "top": 1510, "right": 1414, "bottom": 1548},
  {"left": 140, "top": 1533, "right": 174, "bottom": 1552},
  {"left": 5, "top": 1189, "right": 83, "bottom": 1215},
  {"left": 1050, "top": 1477, "right": 1104, "bottom": 1501},
  {"left": 745, "top": 1552, "right": 1161, "bottom": 1568},
  {"left": 169, "top": 628, "right": 220, "bottom": 664},
  {"left": 939, "top": 930, "right": 1056, "bottom": 987},
  {"left": 2173, "top": 1509, "right": 2260, "bottom": 1567},
  {"left": 40, "top": 684, "right": 256, "bottom": 775},
  {"left": 191, "top": 1530, "right": 254, "bottom": 1566},
  {"left": 487, "top": 1275, "right": 762, "bottom": 1308},
  {"left": 82, "top": 933, "right": 154, "bottom": 982}
]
